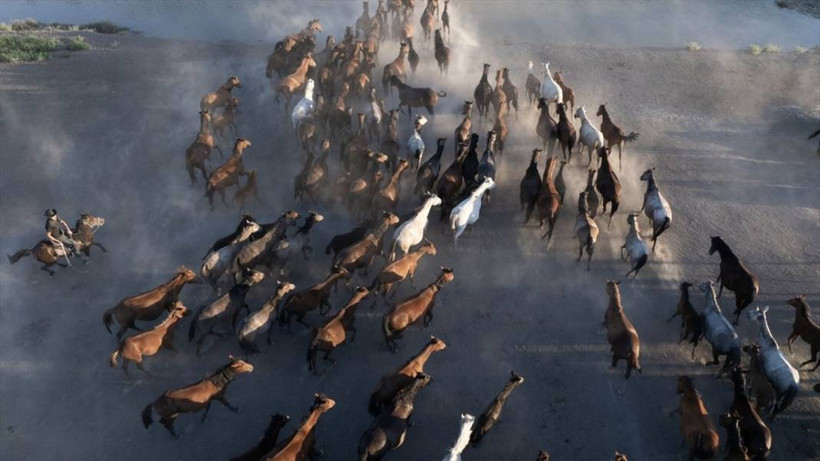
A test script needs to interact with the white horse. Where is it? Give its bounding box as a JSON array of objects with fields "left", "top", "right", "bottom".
[
  {"left": 200, "top": 221, "right": 262, "bottom": 294},
  {"left": 366, "top": 87, "right": 383, "bottom": 145},
  {"left": 449, "top": 177, "right": 495, "bottom": 245},
  {"left": 698, "top": 281, "right": 740, "bottom": 375},
  {"left": 575, "top": 105, "right": 604, "bottom": 165},
  {"left": 620, "top": 213, "right": 648, "bottom": 279},
  {"left": 291, "top": 78, "right": 315, "bottom": 129},
  {"left": 441, "top": 413, "right": 475, "bottom": 461},
  {"left": 236, "top": 281, "right": 295, "bottom": 353},
  {"left": 747, "top": 306, "right": 800, "bottom": 418},
  {"left": 539, "top": 62, "right": 562, "bottom": 113},
  {"left": 639, "top": 168, "right": 672, "bottom": 253},
  {"left": 407, "top": 114, "right": 427, "bottom": 172},
  {"left": 390, "top": 194, "right": 442, "bottom": 261}
]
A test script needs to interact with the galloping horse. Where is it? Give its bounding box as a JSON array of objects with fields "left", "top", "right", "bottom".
[
  {"left": 708, "top": 236, "right": 758, "bottom": 325},
  {"left": 8, "top": 213, "right": 106, "bottom": 275}
]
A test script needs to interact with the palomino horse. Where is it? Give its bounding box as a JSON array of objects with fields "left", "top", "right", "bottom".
[
  {"left": 103, "top": 266, "right": 197, "bottom": 339},
  {"left": 596, "top": 103, "right": 639, "bottom": 171},
  {"left": 109, "top": 301, "right": 190, "bottom": 377},
  {"left": 372, "top": 240, "right": 436, "bottom": 300},
  {"left": 454, "top": 101, "right": 473, "bottom": 155},
  {"left": 274, "top": 54, "right": 316, "bottom": 117},
  {"left": 201, "top": 76, "right": 241, "bottom": 112},
  {"left": 369, "top": 336, "right": 446, "bottom": 415},
  {"left": 708, "top": 236, "right": 758, "bottom": 325},
  {"left": 673, "top": 376, "right": 720, "bottom": 461},
  {"left": 8, "top": 213, "right": 106, "bottom": 275},
  {"left": 747, "top": 306, "right": 800, "bottom": 419},
  {"left": 383, "top": 268, "right": 454, "bottom": 351},
  {"left": 212, "top": 96, "right": 239, "bottom": 140},
  {"left": 442, "top": 413, "right": 475, "bottom": 461},
  {"left": 142, "top": 356, "right": 253, "bottom": 437},
  {"left": 698, "top": 281, "right": 740, "bottom": 376},
  {"left": 786, "top": 295, "right": 820, "bottom": 370},
  {"left": 470, "top": 372, "right": 525, "bottom": 446},
  {"left": 639, "top": 168, "right": 672, "bottom": 253},
  {"left": 603, "top": 281, "right": 642, "bottom": 379},
  {"left": 186, "top": 110, "right": 219, "bottom": 186},
  {"left": 262, "top": 394, "right": 336, "bottom": 460},
  {"left": 206, "top": 138, "right": 252, "bottom": 210},
  {"left": 230, "top": 413, "right": 291, "bottom": 461},
  {"left": 358, "top": 373, "right": 431, "bottom": 460}
]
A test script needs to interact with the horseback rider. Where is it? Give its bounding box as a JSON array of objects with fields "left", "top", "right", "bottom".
[{"left": 44, "top": 209, "right": 80, "bottom": 257}]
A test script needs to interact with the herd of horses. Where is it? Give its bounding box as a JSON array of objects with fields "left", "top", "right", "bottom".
[{"left": 5, "top": 0, "right": 819, "bottom": 460}]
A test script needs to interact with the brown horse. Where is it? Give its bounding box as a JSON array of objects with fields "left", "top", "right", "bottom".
[
  {"left": 454, "top": 101, "right": 474, "bottom": 154},
  {"left": 537, "top": 157, "right": 562, "bottom": 248},
  {"left": 536, "top": 98, "right": 558, "bottom": 155},
  {"left": 110, "top": 301, "right": 190, "bottom": 377},
  {"left": 673, "top": 376, "right": 720, "bottom": 460},
  {"left": 502, "top": 67, "right": 519, "bottom": 119},
  {"left": 470, "top": 371, "right": 525, "bottom": 445},
  {"left": 390, "top": 76, "right": 447, "bottom": 117},
  {"left": 263, "top": 394, "right": 336, "bottom": 460},
  {"left": 595, "top": 147, "right": 621, "bottom": 227},
  {"left": 667, "top": 281, "right": 704, "bottom": 358},
  {"left": 8, "top": 213, "right": 106, "bottom": 275},
  {"left": 230, "top": 414, "right": 291, "bottom": 461},
  {"left": 307, "top": 286, "right": 370, "bottom": 373},
  {"left": 553, "top": 71, "right": 574, "bottom": 113},
  {"left": 574, "top": 192, "right": 599, "bottom": 271},
  {"left": 708, "top": 236, "right": 758, "bottom": 325},
  {"left": 433, "top": 28, "right": 449, "bottom": 76},
  {"left": 603, "top": 281, "right": 641, "bottom": 379},
  {"left": 370, "top": 240, "right": 436, "bottom": 298},
  {"left": 233, "top": 170, "right": 261, "bottom": 209},
  {"left": 333, "top": 212, "right": 399, "bottom": 275},
  {"left": 519, "top": 149, "right": 542, "bottom": 225},
  {"left": 437, "top": 142, "right": 467, "bottom": 221},
  {"left": 490, "top": 69, "right": 507, "bottom": 122},
  {"left": 358, "top": 373, "right": 431, "bottom": 459},
  {"left": 103, "top": 266, "right": 197, "bottom": 339},
  {"left": 213, "top": 96, "right": 240, "bottom": 140},
  {"left": 474, "top": 63, "right": 493, "bottom": 123},
  {"left": 596, "top": 103, "right": 639, "bottom": 171},
  {"left": 201, "top": 76, "right": 241, "bottom": 112},
  {"left": 206, "top": 138, "right": 251, "bottom": 210},
  {"left": 383, "top": 267, "right": 454, "bottom": 351},
  {"left": 741, "top": 345, "right": 776, "bottom": 417},
  {"left": 372, "top": 159, "right": 410, "bottom": 214},
  {"left": 584, "top": 169, "right": 599, "bottom": 219},
  {"left": 729, "top": 368, "right": 771, "bottom": 460},
  {"left": 275, "top": 54, "right": 316, "bottom": 116},
  {"left": 717, "top": 413, "right": 750, "bottom": 461},
  {"left": 786, "top": 295, "right": 820, "bottom": 370},
  {"left": 278, "top": 266, "right": 351, "bottom": 330},
  {"left": 555, "top": 103, "right": 576, "bottom": 164},
  {"left": 186, "top": 110, "right": 218, "bottom": 185},
  {"left": 369, "top": 336, "right": 446, "bottom": 415},
  {"left": 142, "top": 356, "right": 254, "bottom": 438},
  {"left": 420, "top": 2, "right": 435, "bottom": 43},
  {"left": 382, "top": 42, "right": 409, "bottom": 93}
]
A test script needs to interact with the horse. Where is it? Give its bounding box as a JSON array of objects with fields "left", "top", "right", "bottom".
[
  {"left": 142, "top": 356, "right": 254, "bottom": 438},
  {"left": 555, "top": 103, "right": 576, "bottom": 164},
  {"left": 477, "top": 131, "right": 497, "bottom": 201},
  {"left": 537, "top": 157, "right": 562, "bottom": 248},
  {"left": 717, "top": 413, "right": 750, "bottom": 461},
  {"left": 708, "top": 236, "right": 759, "bottom": 325},
  {"left": 441, "top": 0, "right": 450, "bottom": 42},
  {"left": 277, "top": 266, "right": 351, "bottom": 330},
  {"left": 639, "top": 169, "right": 672, "bottom": 253},
  {"left": 785, "top": 295, "right": 820, "bottom": 370},
  {"left": 383, "top": 268, "right": 454, "bottom": 351},
  {"left": 232, "top": 210, "right": 300, "bottom": 277},
  {"left": 437, "top": 142, "right": 468, "bottom": 222},
  {"left": 274, "top": 54, "right": 316, "bottom": 117},
  {"left": 416, "top": 139, "right": 446, "bottom": 198},
  {"left": 236, "top": 281, "right": 295, "bottom": 354},
  {"left": 490, "top": 69, "right": 508, "bottom": 123},
  {"left": 502, "top": 68, "right": 519, "bottom": 119},
  {"left": 453, "top": 101, "right": 473, "bottom": 155},
  {"left": 369, "top": 336, "right": 446, "bottom": 414},
  {"left": 213, "top": 97, "right": 239, "bottom": 140},
  {"left": 603, "top": 281, "right": 642, "bottom": 379},
  {"left": 374, "top": 240, "right": 436, "bottom": 299},
  {"left": 200, "top": 217, "right": 262, "bottom": 293},
  {"left": 434, "top": 29, "right": 450, "bottom": 76},
  {"left": 575, "top": 192, "right": 599, "bottom": 271},
  {"left": 391, "top": 195, "right": 441, "bottom": 260},
  {"left": 668, "top": 282, "right": 704, "bottom": 359},
  {"left": 382, "top": 42, "right": 409, "bottom": 93},
  {"left": 390, "top": 76, "right": 447, "bottom": 117},
  {"left": 575, "top": 106, "right": 604, "bottom": 166},
  {"left": 420, "top": 2, "right": 435, "bottom": 43},
  {"left": 8, "top": 213, "right": 106, "bottom": 275},
  {"left": 520, "top": 149, "right": 542, "bottom": 225},
  {"left": 596, "top": 103, "right": 639, "bottom": 171},
  {"left": 584, "top": 169, "right": 599, "bottom": 219},
  {"left": 525, "top": 61, "right": 541, "bottom": 108},
  {"left": 291, "top": 78, "right": 315, "bottom": 129},
  {"left": 233, "top": 170, "right": 261, "bottom": 210},
  {"left": 536, "top": 98, "right": 558, "bottom": 155},
  {"left": 185, "top": 110, "right": 218, "bottom": 185},
  {"left": 697, "top": 281, "right": 741, "bottom": 377},
  {"left": 473, "top": 63, "right": 493, "bottom": 123},
  {"left": 672, "top": 376, "right": 720, "bottom": 460},
  {"left": 728, "top": 368, "right": 771, "bottom": 459},
  {"left": 539, "top": 63, "right": 562, "bottom": 114},
  {"left": 450, "top": 177, "right": 495, "bottom": 245},
  {"left": 230, "top": 414, "right": 291, "bottom": 461},
  {"left": 742, "top": 345, "right": 777, "bottom": 416},
  {"left": 333, "top": 212, "right": 399, "bottom": 274},
  {"left": 262, "top": 394, "right": 335, "bottom": 460},
  {"left": 358, "top": 373, "right": 431, "bottom": 460},
  {"left": 103, "top": 266, "right": 197, "bottom": 339},
  {"left": 373, "top": 159, "right": 411, "bottom": 215},
  {"left": 595, "top": 147, "right": 621, "bottom": 228},
  {"left": 747, "top": 306, "right": 800, "bottom": 419},
  {"left": 470, "top": 372, "right": 525, "bottom": 445},
  {"left": 109, "top": 301, "right": 190, "bottom": 378},
  {"left": 442, "top": 413, "right": 475, "bottom": 461},
  {"left": 621, "top": 213, "right": 649, "bottom": 279},
  {"left": 201, "top": 76, "right": 241, "bottom": 112},
  {"left": 407, "top": 116, "right": 426, "bottom": 171},
  {"left": 206, "top": 138, "right": 252, "bottom": 211},
  {"left": 307, "top": 287, "right": 370, "bottom": 374},
  {"left": 553, "top": 71, "right": 574, "bottom": 113}
]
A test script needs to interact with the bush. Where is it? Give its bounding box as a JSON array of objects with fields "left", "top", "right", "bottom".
[
  {"left": 763, "top": 44, "right": 780, "bottom": 54},
  {"left": 0, "top": 23, "right": 12, "bottom": 32},
  {"left": 11, "top": 18, "right": 39, "bottom": 31},
  {"left": 65, "top": 36, "right": 90, "bottom": 51},
  {"left": 749, "top": 44, "right": 762, "bottom": 56},
  {"left": 0, "top": 35, "right": 59, "bottom": 62},
  {"left": 81, "top": 21, "right": 129, "bottom": 34},
  {"left": 795, "top": 46, "right": 808, "bottom": 54},
  {"left": 686, "top": 41, "right": 702, "bottom": 52}
]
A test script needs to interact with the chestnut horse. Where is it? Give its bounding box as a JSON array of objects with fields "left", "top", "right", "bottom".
[
  {"left": 603, "top": 280, "right": 642, "bottom": 379},
  {"left": 206, "top": 138, "right": 252, "bottom": 210},
  {"left": 8, "top": 213, "right": 106, "bottom": 275},
  {"left": 109, "top": 301, "right": 190, "bottom": 377},
  {"left": 369, "top": 336, "right": 446, "bottom": 415},
  {"left": 307, "top": 286, "right": 370, "bottom": 373},
  {"left": 262, "top": 394, "right": 336, "bottom": 460},
  {"left": 673, "top": 376, "right": 720, "bottom": 460},
  {"left": 274, "top": 54, "right": 317, "bottom": 116},
  {"left": 201, "top": 76, "right": 241, "bottom": 112},
  {"left": 142, "top": 356, "right": 254, "bottom": 437},
  {"left": 383, "top": 268, "right": 453, "bottom": 351}
]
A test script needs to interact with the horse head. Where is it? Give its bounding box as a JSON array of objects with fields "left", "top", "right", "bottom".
[
  {"left": 747, "top": 305, "right": 769, "bottom": 322},
  {"left": 698, "top": 280, "right": 714, "bottom": 294},
  {"left": 312, "top": 393, "right": 336, "bottom": 413},
  {"left": 639, "top": 169, "right": 655, "bottom": 182},
  {"left": 574, "top": 105, "right": 586, "bottom": 120},
  {"left": 76, "top": 214, "right": 105, "bottom": 231},
  {"left": 596, "top": 103, "right": 607, "bottom": 117},
  {"left": 275, "top": 280, "right": 296, "bottom": 298},
  {"left": 508, "top": 370, "right": 525, "bottom": 385},
  {"left": 171, "top": 301, "right": 192, "bottom": 318},
  {"left": 676, "top": 375, "right": 695, "bottom": 395},
  {"left": 177, "top": 266, "right": 198, "bottom": 283},
  {"left": 605, "top": 279, "right": 621, "bottom": 298},
  {"left": 708, "top": 236, "right": 724, "bottom": 255},
  {"left": 227, "top": 355, "right": 254, "bottom": 374},
  {"left": 227, "top": 76, "right": 242, "bottom": 89}
]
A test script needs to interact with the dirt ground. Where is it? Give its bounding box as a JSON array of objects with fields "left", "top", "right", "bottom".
[{"left": 1, "top": 7, "right": 819, "bottom": 461}]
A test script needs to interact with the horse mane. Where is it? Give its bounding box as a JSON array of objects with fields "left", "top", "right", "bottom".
[
  {"left": 207, "top": 362, "right": 237, "bottom": 389},
  {"left": 392, "top": 377, "right": 425, "bottom": 405}
]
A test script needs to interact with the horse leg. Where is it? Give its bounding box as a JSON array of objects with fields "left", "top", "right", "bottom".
[
  {"left": 215, "top": 394, "right": 239, "bottom": 412},
  {"left": 160, "top": 417, "right": 179, "bottom": 438},
  {"left": 41, "top": 264, "right": 56, "bottom": 276},
  {"left": 121, "top": 360, "right": 131, "bottom": 379},
  {"left": 577, "top": 244, "right": 584, "bottom": 262},
  {"left": 219, "top": 189, "right": 230, "bottom": 208},
  {"left": 91, "top": 242, "right": 108, "bottom": 253},
  {"left": 618, "top": 142, "right": 623, "bottom": 171},
  {"left": 201, "top": 401, "right": 213, "bottom": 422},
  {"left": 587, "top": 245, "right": 594, "bottom": 271},
  {"left": 322, "top": 349, "right": 336, "bottom": 364},
  {"left": 136, "top": 361, "right": 152, "bottom": 376}
]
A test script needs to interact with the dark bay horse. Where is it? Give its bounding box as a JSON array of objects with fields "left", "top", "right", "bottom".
[{"left": 708, "top": 236, "right": 758, "bottom": 325}]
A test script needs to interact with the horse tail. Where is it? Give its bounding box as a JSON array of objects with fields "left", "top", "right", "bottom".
[
  {"left": 102, "top": 309, "right": 115, "bottom": 334},
  {"left": 109, "top": 347, "right": 121, "bottom": 368},
  {"left": 188, "top": 304, "right": 205, "bottom": 342},
  {"left": 307, "top": 335, "right": 318, "bottom": 365},
  {"left": 624, "top": 132, "right": 639, "bottom": 142},
  {"left": 367, "top": 390, "right": 382, "bottom": 416},
  {"left": 437, "top": 91, "right": 448, "bottom": 97},
  {"left": 633, "top": 253, "right": 648, "bottom": 274},
  {"left": 7, "top": 248, "right": 32, "bottom": 264},
  {"left": 775, "top": 384, "right": 799, "bottom": 418},
  {"left": 141, "top": 403, "right": 154, "bottom": 429},
  {"left": 382, "top": 313, "right": 393, "bottom": 340},
  {"left": 653, "top": 217, "right": 671, "bottom": 242}
]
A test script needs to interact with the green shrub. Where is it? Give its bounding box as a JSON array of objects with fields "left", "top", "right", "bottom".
[
  {"left": 763, "top": 44, "right": 780, "bottom": 54},
  {"left": 686, "top": 41, "right": 702, "bottom": 52},
  {"left": 749, "top": 44, "right": 762, "bottom": 56},
  {"left": 81, "top": 21, "right": 129, "bottom": 34},
  {"left": 11, "top": 18, "right": 39, "bottom": 31},
  {"left": 0, "top": 23, "right": 12, "bottom": 32},
  {"left": 0, "top": 35, "right": 59, "bottom": 62},
  {"left": 65, "top": 36, "right": 90, "bottom": 51}
]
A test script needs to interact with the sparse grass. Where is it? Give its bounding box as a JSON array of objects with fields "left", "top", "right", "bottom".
[
  {"left": 686, "top": 41, "right": 702, "bottom": 52},
  {"left": 65, "top": 36, "right": 90, "bottom": 51},
  {"left": 0, "top": 35, "right": 59, "bottom": 62},
  {"left": 764, "top": 44, "right": 780, "bottom": 54},
  {"left": 11, "top": 18, "right": 39, "bottom": 31},
  {"left": 81, "top": 21, "right": 129, "bottom": 34},
  {"left": 749, "top": 44, "right": 762, "bottom": 56},
  {"left": 0, "top": 23, "right": 12, "bottom": 32},
  {"left": 795, "top": 45, "right": 808, "bottom": 54},
  {"left": 48, "top": 23, "right": 80, "bottom": 31}
]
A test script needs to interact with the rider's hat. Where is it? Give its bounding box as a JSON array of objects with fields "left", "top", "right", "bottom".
[{"left": 44, "top": 209, "right": 57, "bottom": 217}]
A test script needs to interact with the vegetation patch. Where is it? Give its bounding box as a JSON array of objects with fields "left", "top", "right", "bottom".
[
  {"left": 11, "top": 18, "right": 39, "bottom": 31},
  {"left": 65, "top": 36, "right": 90, "bottom": 51},
  {"left": 81, "top": 21, "right": 129, "bottom": 34},
  {"left": 749, "top": 44, "right": 762, "bottom": 56},
  {"left": 763, "top": 44, "right": 780, "bottom": 54},
  {"left": 0, "top": 35, "right": 59, "bottom": 62},
  {"left": 685, "top": 41, "right": 702, "bottom": 52}
]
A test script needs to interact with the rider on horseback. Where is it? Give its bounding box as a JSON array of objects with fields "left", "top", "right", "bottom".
[{"left": 44, "top": 209, "right": 80, "bottom": 257}]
